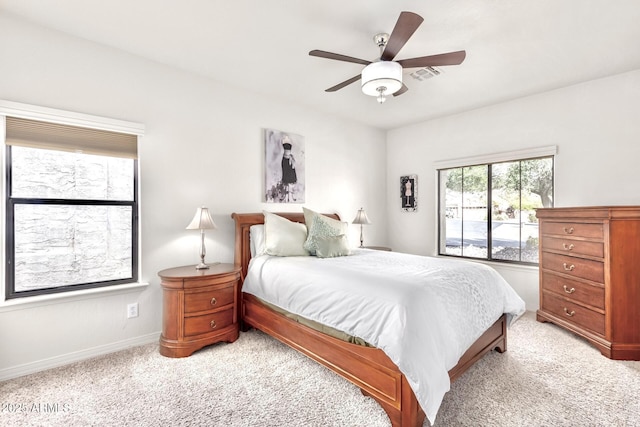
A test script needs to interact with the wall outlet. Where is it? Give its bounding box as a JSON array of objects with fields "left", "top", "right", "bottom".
[{"left": 127, "top": 302, "right": 139, "bottom": 319}]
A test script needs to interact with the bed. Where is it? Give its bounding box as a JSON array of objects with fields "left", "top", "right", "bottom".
[{"left": 232, "top": 211, "right": 524, "bottom": 426}]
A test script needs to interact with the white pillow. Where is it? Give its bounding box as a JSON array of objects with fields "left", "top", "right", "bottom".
[
  {"left": 302, "top": 207, "right": 348, "bottom": 255},
  {"left": 249, "top": 224, "right": 266, "bottom": 257},
  {"left": 263, "top": 211, "right": 309, "bottom": 256},
  {"left": 315, "top": 234, "right": 351, "bottom": 258}
]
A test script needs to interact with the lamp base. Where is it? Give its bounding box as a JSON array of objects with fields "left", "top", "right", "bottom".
[{"left": 195, "top": 261, "right": 220, "bottom": 270}]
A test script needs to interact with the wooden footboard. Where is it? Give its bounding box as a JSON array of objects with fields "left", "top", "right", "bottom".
[
  {"left": 244, "top": 293, "right": 506, "bottom": 427},
  {"left": 244, "top": 293, "right": 426, "bottom": 427},
  {"left": 232, "top": 212, "right": 508, "bottom": 427}
]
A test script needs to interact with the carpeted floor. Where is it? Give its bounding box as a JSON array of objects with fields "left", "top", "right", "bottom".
[{"left": 2, "top": 311, "right": 639, "bottom": 426}]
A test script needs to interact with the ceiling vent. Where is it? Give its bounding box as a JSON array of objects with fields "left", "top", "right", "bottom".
[{"left": 409, "top": 66, "right": 443, "bottom": 82}]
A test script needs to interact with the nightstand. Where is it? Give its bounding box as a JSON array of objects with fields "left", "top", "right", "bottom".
[{"left": 158, "top": 263, "right": 241, "bottom": 358}]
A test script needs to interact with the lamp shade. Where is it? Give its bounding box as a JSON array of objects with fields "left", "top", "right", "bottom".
[
  {"left": 186, "top": 207, "right": 217, "bottom": 230},
  {"left": 352, "top": 208, "right": 372, "bottom": 225},
  {"left": 361, "top": 61, "right": 403, "bottom": 97}
]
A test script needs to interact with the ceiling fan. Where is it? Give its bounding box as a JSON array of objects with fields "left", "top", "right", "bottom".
[{"left": 309, "top": 11, "right": 466, "bottom": 104}]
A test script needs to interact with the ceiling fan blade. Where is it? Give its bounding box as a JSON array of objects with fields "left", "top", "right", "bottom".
[
  {"left": 397, "top": 50, "right": 467, "bottom": 68},
  {"left": 381, "top": 11, "right": 424, "bottom": 61},
  {"left": 325, "top": 75, "right": 361, "bottom": 92},
  {"left": 393, "top": 84, "right": 409, "bottom": 97},
  {"left": 309, "top": 50, "right": 372, "bottom": 66}
]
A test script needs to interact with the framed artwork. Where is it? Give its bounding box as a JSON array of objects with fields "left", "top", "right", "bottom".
[
  {"left": 264, "top": 128, "right": 305, "bottom": 203},
  {"left": 400, "top": 175, "right": 417, "bottom": 212}
]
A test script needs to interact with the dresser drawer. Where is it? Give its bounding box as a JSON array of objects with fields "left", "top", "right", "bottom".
[
  {"left": 542, "top": 293, "right": 605, "bottom": 336},
  {"left": 541, "top": 272, "right": 604, "bottom": 309},
  {"left": 184, "top": 308, "right": 235, "bottom": 337},
  {"left": 541, "top": 236, "right": 604, "bottom": 258},
  {"left": 541, "top": 252, "right": 604, "bottom": 283},
  {"left": 184, "top": 285, "right": 235, "bottom": 314},
  {"left": 540, "top": 221, "right": 604, "bottom": 239}
]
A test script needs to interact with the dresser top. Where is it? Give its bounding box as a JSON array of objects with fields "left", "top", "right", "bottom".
[{"left": 537, "top": 206, "right": 640, "bottom": 220}]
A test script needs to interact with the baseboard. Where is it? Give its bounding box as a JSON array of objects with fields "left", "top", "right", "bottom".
[{"left": 0, "top": 331, "right": 160, "bottom": 382}]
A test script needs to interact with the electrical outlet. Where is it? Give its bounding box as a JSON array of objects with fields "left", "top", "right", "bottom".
[{"left": 127, "top": 302, "right": 139, "bottom": 319}]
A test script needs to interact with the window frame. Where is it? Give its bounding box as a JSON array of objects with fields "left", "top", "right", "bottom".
[
  {"left": 435, "top": 146, "right": 556, "bottom": 266},
  {"left": 0, "top": 100, "right": 144, "bottom": 301},
  {"left": 5, "top": 147, "right": 140, "bottom": 299}
]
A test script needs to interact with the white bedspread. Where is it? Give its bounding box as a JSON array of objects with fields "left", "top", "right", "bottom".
[{"left": 242, "top": 249, "right": 525, "bottom": 424}]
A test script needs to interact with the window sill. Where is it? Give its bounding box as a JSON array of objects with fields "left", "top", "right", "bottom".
[{"left": 0, "top": 281, "right": 149, "bottom": 313}]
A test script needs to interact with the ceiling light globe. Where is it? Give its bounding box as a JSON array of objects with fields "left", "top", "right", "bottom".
[{"left": 361, "top": 61, "right": 403, "bottom": 97}]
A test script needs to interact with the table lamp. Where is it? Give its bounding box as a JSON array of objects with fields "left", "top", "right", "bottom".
[
  {"left": 186, "top": 206, "right": 218, "bottom": 269},
  {"left": 352, "top": 207, "right": 371, "bottom": 248}
]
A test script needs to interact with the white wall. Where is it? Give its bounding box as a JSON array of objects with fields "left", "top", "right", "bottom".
[
  {"left": 3, "top": 9, "right": 639, "bottom": 379},
  {"left": 386, "top": 69, "right": 640, "bottom": 310},
  {"left": 0, "top": 14, "right": 387, "bottom": 379}
]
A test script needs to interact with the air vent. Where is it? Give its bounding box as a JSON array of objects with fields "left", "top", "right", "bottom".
[{"left": 409, "top": 66, "right": 443, "bottom": 82}]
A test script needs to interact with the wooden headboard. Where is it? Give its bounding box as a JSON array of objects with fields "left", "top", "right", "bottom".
[{"left": 231, "top": 212, "right": 340, "bottom": 282}]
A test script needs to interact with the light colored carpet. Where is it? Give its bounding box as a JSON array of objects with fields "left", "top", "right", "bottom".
[{"left": 2, "top": 311, "right": 640, "bottom": 426}]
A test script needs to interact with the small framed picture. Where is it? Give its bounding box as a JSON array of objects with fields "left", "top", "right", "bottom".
[{"left": 400, "top": 175, "right": 417, "bottom": 212}]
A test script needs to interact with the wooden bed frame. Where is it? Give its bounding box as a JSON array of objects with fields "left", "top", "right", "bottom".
[{"left": 232, "top": 212, "right": 507, "bottom": 427}]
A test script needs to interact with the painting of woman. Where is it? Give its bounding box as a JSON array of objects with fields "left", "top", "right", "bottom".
[{"left": 265, "top": 129, "right": 305, "bottom": 203}]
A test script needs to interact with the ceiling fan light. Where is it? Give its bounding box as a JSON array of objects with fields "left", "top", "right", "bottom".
[{"left": 361, "top": 61, "right": 403, "bottom": 97}]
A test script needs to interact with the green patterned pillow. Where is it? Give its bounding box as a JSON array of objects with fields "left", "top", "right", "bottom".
[{"left": 303, "top": 210, "right": 348, "bottom": 255}]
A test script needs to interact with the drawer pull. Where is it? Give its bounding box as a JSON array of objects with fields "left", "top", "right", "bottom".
[
  {"left": 563, "top": 263, "right": 575, "bottom": 271},
  {"left": 563, "top": 307, "right": 575, "bottom": 317},
  {"left": 562, "top": 243, "right": 575, "bottom": 251},
  {"left": 563, "top": 285, "right": 576, "bottom": 294},
  {"left": 210, "top": 320, "right": 217, "bottom": 329},
  {"left": 210, "top": 297, "right": 217, "bottom": 306},
  {"left": 563, "top": 227, "right": 574, "bottom": 234}
]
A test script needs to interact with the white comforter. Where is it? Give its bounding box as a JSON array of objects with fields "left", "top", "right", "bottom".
[{"left": 242, "top": 249, "right": 525, "bottom": 424}]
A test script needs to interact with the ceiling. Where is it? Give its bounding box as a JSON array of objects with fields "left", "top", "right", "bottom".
[{"left": 2, "top": 0, "right": 640, "bottom": 130}]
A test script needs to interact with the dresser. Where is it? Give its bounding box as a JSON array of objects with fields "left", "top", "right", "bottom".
[
  {"left": 536, "top": 206, "right": 640, "bottom": 360},
  {"left": 158, "top": 263, "right": 241, "bottom": 358}
]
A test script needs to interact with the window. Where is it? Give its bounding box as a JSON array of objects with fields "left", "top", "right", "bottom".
[
  {"left": 5, "top": 116, "right": 139, "bottom": 299},
  {"left": 438, "top": 151, "right": 554, "bottom": 265}
]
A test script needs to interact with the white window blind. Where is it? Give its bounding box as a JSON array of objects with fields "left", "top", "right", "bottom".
[{"left": 5, "top": 116, "right": 137, "bottom": 159}]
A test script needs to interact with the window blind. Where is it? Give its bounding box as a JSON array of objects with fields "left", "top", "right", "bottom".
[{"left": 5, "top": 116, "right": 137, "bottom": 159}]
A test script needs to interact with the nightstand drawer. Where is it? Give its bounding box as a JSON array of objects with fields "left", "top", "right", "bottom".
[
  {"left": 184, "top": 285, "right": 235, "bottom": 314},
  {"left": 541, "top": 236, "right": 604, "bottom": 259},
  {"left": 541, "top": 272, "right": 604, "bottom": 309},
  {"left": 540, "top": 221, "right": 603, "bottom": 239},
  {"left": 542, "top": 292, "right": 604, "bottom": 336},
  {"left": 541, "top": 252, "right": 604, "bottom": 283},
  {"left": 184, "top": 308, "right": 235, "bottom": 337}
]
